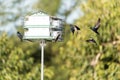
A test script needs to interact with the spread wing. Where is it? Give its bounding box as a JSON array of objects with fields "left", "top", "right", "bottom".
[
  {"left": 94, "top": 18, "right": 101, "bottom": 30},
  {"left": 75, "top": 25, "right": 80, "bottom": 30},
  {"left": 55, "top": 34, "right": 60, "bottom": 42}
]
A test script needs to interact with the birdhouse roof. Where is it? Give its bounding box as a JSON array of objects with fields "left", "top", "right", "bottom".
[
  {"left": 24, "top": 11, "right": 50, "bottom": 27},
  {"left": 29, "top": 11, "right": 49, "bottom": 17}
]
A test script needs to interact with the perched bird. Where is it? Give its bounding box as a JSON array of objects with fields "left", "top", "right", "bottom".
[
  {"left": 17, "top": 31, "right": 23, "bottom": 41},
  {"left": 90, "top": 18, "right": 101, "bottom": 35},
  {"left": 86, "top": 38, "right": 97, "bottom": 44},
  {"left": 17, "top": 31, "right": 33, "bottom": 42},
  {"left": 55, "top": 33, "right": 61, "bottom": 42},
  {"left": 70, "top": 24, "right": 80, "bottom": 34}
]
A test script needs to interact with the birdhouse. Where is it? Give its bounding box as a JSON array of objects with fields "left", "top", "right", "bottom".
[{"left": 23, "top": 12, "right": 64, "bottom": 42}]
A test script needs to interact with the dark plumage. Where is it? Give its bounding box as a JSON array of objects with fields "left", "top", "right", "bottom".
[
  {"left": 70, "top": 24, "right": 80, "bottom": 34},
  {"left": 90, "top": 18, "right": 101, "bottom": 35},
  {"left": 17, "top": 31, "right": 23, "bottom": 41},
  {"left": 55, "top": 33, "right": 61, "bottom": 42},
  {"left": 17, "top": 31, "right": 33, "bottom": 42},
  {"left": 86, "top": 38, "right": 97, "bottom": 44}
]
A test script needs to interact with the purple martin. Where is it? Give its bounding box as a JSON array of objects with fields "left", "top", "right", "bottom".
[
  {"left": 17, "top": 31, "right": 33, "bottom": 42},
  {"left": 55, "top": 33, "right": 61, "bottom": 42},
  {"left": 86, "top": 38, "right": 97, "bottom": 44},
  {"left": 90, "top": 18, "right": 101, "bottom": 35},
  {"left": 70, "top": 24, "right": 80, "bottom": 34},
  {"left": 17, "top": 31, "right": 23, "bottom": 41}
]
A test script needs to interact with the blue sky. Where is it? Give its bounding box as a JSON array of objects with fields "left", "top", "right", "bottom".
[
  {"left": 59, "top": 0, "right": 84, "bottom": 23},
  {"left": 0, "top": 0, "right": 37, "bottom": 34}
]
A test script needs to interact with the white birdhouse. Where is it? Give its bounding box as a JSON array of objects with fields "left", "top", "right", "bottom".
[{"left": 23, "top": 12, "right": 64, "bottom": 42}]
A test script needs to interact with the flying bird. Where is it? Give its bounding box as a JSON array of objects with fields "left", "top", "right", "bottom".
[
  {"left": 86, "top": 38, "right": 97, "bottom": 44},
  {"left": 17, "top": 31, "right": 23, "bottom": 41},
  {"left": 90, "top": 18, "right": 101, "bottom": 35},
  {"left": 55, "top": 33, "right": 61, "bottom": 42},
  {"left": 70, "top": 24, "right": 80, "bottom": 34}
]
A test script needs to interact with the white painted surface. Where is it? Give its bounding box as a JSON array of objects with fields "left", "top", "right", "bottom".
[
  {"left": 52, "top": 20, "right": 60, "bottom": 28},
  {"left": 25, "top": 16, "right": 50, "bottom": 25},
  {"left": 24, "top": 28, "right": 50, "bottom": 37}
]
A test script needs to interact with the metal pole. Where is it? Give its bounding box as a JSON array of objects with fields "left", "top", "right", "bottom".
[{"left": 40, "top": 40, "right": 45, "bottom": 80}]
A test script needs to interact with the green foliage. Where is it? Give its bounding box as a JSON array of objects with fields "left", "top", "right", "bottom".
[
  {"left": 0, "top": 33, "right": 40, "bottom": 80},
  {"left": 33, "top": 0, "right": 61, "bottom": 15},
  {"left": 53, "top": 0, "right": 120, "bottom": 80}
]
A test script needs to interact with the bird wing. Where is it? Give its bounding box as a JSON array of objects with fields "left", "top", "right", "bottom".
[
  {"left": 86, "top": 39, "right": 90, "bottom": 42},
  {"left": 55, "top": 34, "right": 60, "bottom": 42},
  {"left": 86, "top": 38, "right": 97, "bottom": 44},
  {"left": 94, "top": 18, "right": 101, "bottom": 30},
  {"left": 92, "top": 39, "right": 97, "bottom": 44},
  {"left": 75, "top": 25, "right": 80, "bottom": 30}
]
